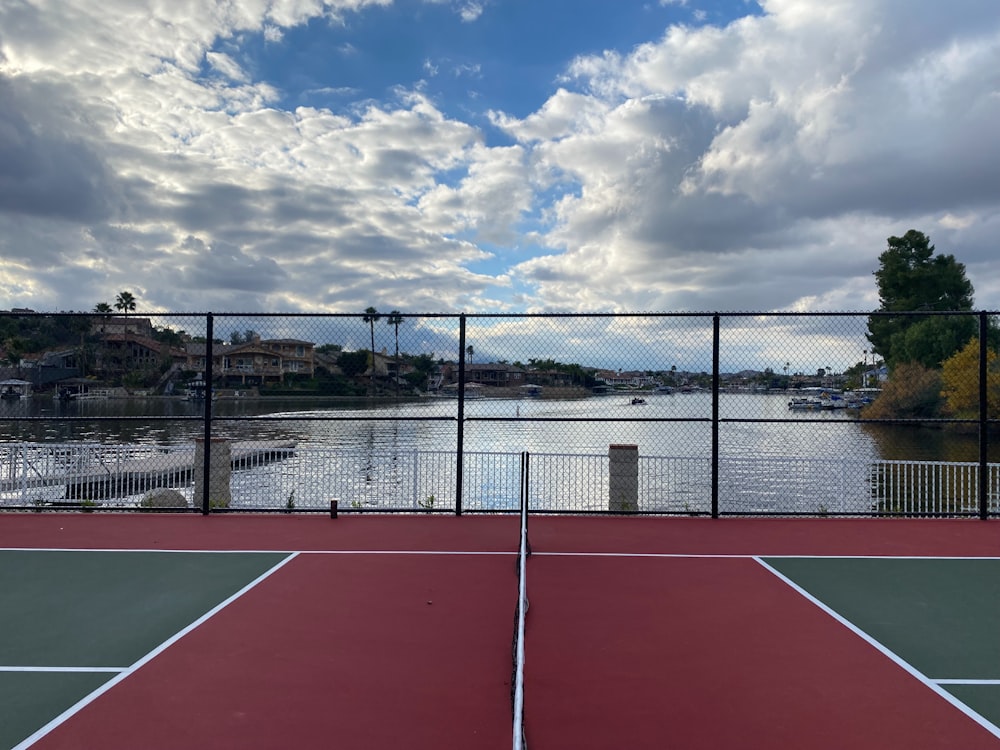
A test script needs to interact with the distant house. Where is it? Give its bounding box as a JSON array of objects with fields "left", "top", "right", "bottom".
[
  {"left": 29, "top": 348, "right": 85, "bottom": 386},
  {"left": 100, "top": 333, "right": 186, "bottom": 374},
  {"left": 91, "top": 316, "right": 154, "bottom": 338},
  {"left": 465, "top": 363, "right": 526, "bottom": 387},
  {"left": 594, "top": 369, "right": 655, "bottom": 388},
  {"left": 184, "top": 337, "right": 316, "bottom": 386}
]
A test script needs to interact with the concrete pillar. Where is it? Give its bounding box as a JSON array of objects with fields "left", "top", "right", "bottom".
[
  {"left": 194, "top": 438, "right": 232, "bottom": 509},
  {"left": 609, "top": 444, "right": 638, "bottom": 512}
]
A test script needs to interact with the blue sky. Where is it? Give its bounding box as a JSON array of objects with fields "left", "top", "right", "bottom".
[
  {"left": 250, "top": 1, "right": 750, "bottom": 123},
  {"left": 1, "top": 0, "right": 998, "bottom": 333}
]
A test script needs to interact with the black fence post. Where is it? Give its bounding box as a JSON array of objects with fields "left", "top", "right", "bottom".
[
  {"left": 201, "top": 313, "right": 214, "bottom": 516},
  {"left": 979, "top": 311, "right": 989, "bottom": 520},
  {"left": 456, "top": 314, "right": 466, "bottom": 516},
  {"left": 711, "top": 313, "right": 720, "bottom": 519}
]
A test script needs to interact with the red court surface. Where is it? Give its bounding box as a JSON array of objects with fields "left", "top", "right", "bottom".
[{"left": 5, "top": 514, "right": 1000, "bottom": 749}]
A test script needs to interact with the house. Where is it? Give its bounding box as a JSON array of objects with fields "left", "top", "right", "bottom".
[
  {"left": 91, "top": 316, "right": 155, "bottom": 338},
  {"left": 594, "top": 369, "right": 656, "bottom": 388},
  {"left": 465, "top": 363, "right": 526, "bottom": 387},
  {"left": 184, "top": 337, "right": 316, "bottom": 386},
  {"left": 99, "top": 332, "right": 187, "bottom": 374}
]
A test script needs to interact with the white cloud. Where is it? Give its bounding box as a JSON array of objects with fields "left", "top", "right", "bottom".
[
  {"left": 492, "top": 0, "right": 1000, "bottom": 311},
  {"left": 458, "top": 2, "right": 486, "bottom": 23},
  {"left": 0, "top": 0, "right": 998, "bottom": 324}
]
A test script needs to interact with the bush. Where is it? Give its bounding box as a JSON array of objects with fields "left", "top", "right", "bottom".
[{"left": 863, "top": 362, "right": 943, "bottom": 420}]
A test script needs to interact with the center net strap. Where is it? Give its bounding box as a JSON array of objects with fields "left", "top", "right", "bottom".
[{"left": 512, "top": 452, "right": 530, "bottom": 749}]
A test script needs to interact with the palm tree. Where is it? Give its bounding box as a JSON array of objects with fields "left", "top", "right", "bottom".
[
  {"left": 466, "top": 344, "right": 474, "bottom": 366},
  {"left": 114, "top": 291, "right": 136, "bottom": 316},
  {"left": 92, "top": 302, "right": 114, "bottom": 376},
  {"left": 93, "top": 302, "right": 113, "bottom": 331},
  {"left": 386, "top": 311, "right": 404, "bottom": 396},
  {"left": 114, "top": 291, "right": 136, "bottom": 337},
  {"left": 362, "top": 307, "right": 380, "bottom": 392}
]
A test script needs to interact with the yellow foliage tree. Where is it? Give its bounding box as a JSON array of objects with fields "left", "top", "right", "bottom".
[{"left": 940, "top": 340, "right": 1000, "bottom": 419}]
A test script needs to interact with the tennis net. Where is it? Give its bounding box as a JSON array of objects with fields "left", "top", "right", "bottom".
[{"left": 511, "top": 454, "right": 531, "bottom": 749}]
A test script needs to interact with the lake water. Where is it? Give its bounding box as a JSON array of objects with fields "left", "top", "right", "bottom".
[
  {"left": 0, "top": 390, "right": 860, "bottom": 446},
  {"left": 1, "top": 392, "right": 991, "bottom": 514},
  {"left": 0, "top": 391, "right": 987, "bottom": 461}
]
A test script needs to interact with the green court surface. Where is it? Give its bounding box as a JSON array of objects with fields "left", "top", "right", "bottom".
[
  {"left": 765, "top": 557, "right": 1000, "bottom": 726},
  {"left": 0, "top": 550, "right": 289, "bottom": 749}
]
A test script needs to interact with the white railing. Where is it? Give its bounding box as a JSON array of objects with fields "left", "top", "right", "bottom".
[
  {"left": 2, "top": 442, "right": 999, "bottom": 515},
  {"left": 869, "top": 459, "right": 1000, "bottom": 515}
]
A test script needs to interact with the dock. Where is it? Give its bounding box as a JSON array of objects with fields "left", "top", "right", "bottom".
[{"left": 1, "top": 441, "right": 296, "bottom": 501}]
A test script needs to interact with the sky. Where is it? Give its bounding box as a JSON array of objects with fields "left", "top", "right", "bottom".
[{"left": 1, "top": 0, "right": 999, "bottom": 321}]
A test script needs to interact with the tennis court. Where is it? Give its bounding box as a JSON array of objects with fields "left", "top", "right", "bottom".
[{"left": 3, "top": 514, "right": 1000, "bottom": 749}]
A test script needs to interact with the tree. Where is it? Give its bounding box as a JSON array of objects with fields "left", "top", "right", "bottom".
[
  {"left": 114, "top": 291, "right": 136, "bottom": 315},
  {"left": 362, "top": 307, "right": 380, "bottom": 391},
  {"left": 941, "top": 340, "right": 1000, "bottom": 419},
  {"left": 868, "top": 230, "right": 975, "bottom": 369},
  {"left": 863, "top": 361, "right": 943, "bottom": 420},
  {"left": 386, "top": 311, "right": 404, "bottom": 395},
  {"left": 466, "top": 344, "right": 474, "bottom": 366},
  {"left": 338, "top": 350, "right": 369, "bottom": 378},
  {"left": 404, "top": 353, "right": 436, "bottom": 391},
  {"left": 891, "top": 314, "right": 977, "bottom": 370},
  {"left": 93, "top": 302, "right": 113, "bottom": 333},
  {"left": 114, "top": 291, "right": 137, "bottom": 344}
]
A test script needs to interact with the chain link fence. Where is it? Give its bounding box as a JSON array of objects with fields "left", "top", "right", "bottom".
[{"left": 1, "top": 310, "right": 998, "bottom": 516}]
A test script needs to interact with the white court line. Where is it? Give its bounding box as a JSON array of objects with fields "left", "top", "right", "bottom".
[
  {"left": 935, "top": 679, "right": 1000, "bottom": 686},
  {"left": 754, "top": 556, "right": 1000, "bottom": 741},
  {"left": 537, "top": 551, "right": 1000, "bottom": 560},
  {"left": 7, "top": 548, "right": 1000, "bottom": 560},
  {"left": 0, "top": 666, "right": 126, "bottom": 673},
  {"left": 13, "top": 551, "right": 300, "bottom": 750},
  {"left": 0, "top": 547, "right": 514, "bottom": 556}
]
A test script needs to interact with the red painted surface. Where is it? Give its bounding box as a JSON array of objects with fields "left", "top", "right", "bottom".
[
  {"left": 527, "top": 555, "right": 1000, "bottom": 750},
  {"left": 32, "top": 553, "right": 515, "bottom": 750},
  {"left": 3, "top": 514, "right": 1000, "bottom": 557},
  {"left": 6, "top": 514, "right": 1000, "bottom": 749}
]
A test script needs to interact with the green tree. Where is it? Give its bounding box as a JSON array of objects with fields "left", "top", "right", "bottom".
[
  {"left": 2, "top": 335, "right": 27, "bottom": 369},
  {"left": 867, "top": 230, "right": 975, "bottom": 369},
  {"left": 338, "top": 350, "right": 369, "bottom": 378},
  {"left": 891, "top": 314, "right": 977, "bottom": 370},
  {"left": 152, "top": 325, "right": 186, "bottom": 347},
  {"left": 93, "top": 302, "right": 113, "bottom": 335},
  {"left": 114, "top": 291, "right": 136, "bottom": 315},
  {"left": 362, "top": 307, "right": 380, "bottom": 391},
  {"left": 403, "top": 353, "right": 436, "bottom": 391},
  {"left": 386, "top": 311, "right": 404, "bottom": 396},
  {"left": 114, "top": 291, "right": 137, "bottom": 346}
]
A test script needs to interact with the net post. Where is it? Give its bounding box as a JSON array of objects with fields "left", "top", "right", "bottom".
[{"left": 330, "top": 499, "right": 338, "bottom": 519}]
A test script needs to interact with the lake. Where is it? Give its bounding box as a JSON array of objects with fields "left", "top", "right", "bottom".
[
  {"left": 0, "top": 390, "right": 987, "bottom": 460},
  {"left": 1, "top": 392, "right": 992, "bottom": 514}
]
